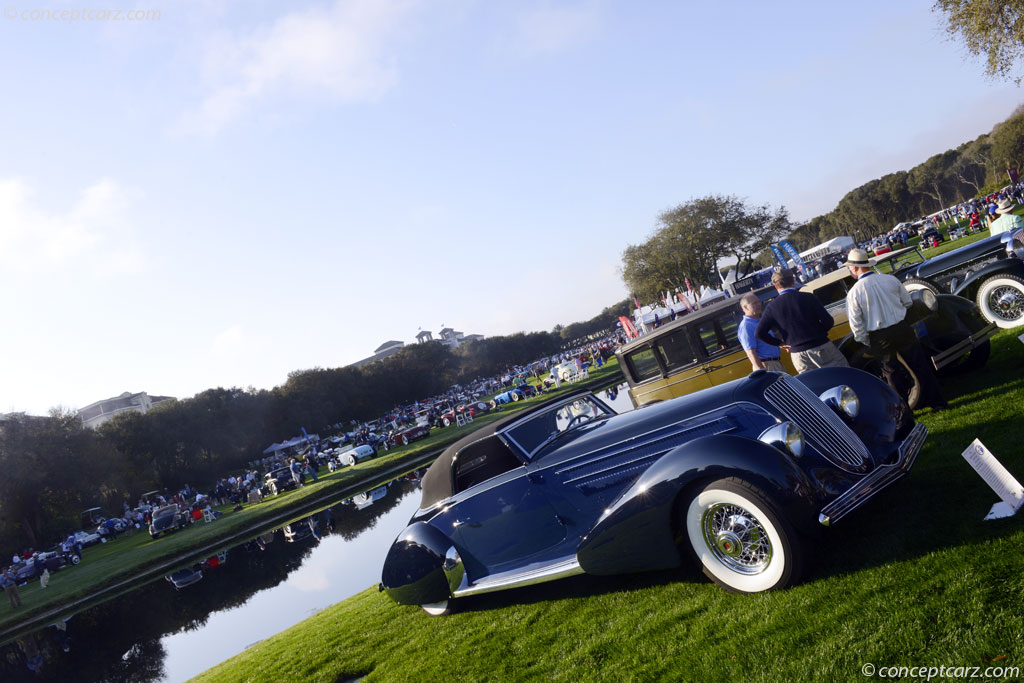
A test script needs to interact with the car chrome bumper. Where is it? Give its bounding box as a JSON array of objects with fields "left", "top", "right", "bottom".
[
  {"left": 818, "top": 421, "right": 928, "bottom": 526},
  {"left": 930, "top": 323, "right": 997, "bottom": 371}
]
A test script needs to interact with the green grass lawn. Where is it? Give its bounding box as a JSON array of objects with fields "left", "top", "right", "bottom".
[
  {"left": 0, "top": 360, "right": 624, "bottom": 643},
  {"left": 194, "top": 331, "right": 1024, "bottom": 683}
]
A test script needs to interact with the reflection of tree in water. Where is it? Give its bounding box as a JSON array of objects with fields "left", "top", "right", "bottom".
[{"left": 0, "top": 474, "right": 422, "bottom": 682}]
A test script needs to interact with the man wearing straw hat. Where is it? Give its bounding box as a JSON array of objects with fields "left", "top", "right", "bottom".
[
  {"left": 988, "top": 197, "right": 1023, "bottom": 236},
  {"left": 845, "top": 248, "right": 947, "bottom": 411}
]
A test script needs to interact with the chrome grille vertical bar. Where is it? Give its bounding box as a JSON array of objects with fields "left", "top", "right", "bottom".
[{"left": 763, "top": 375, "right": 870, "bottom": 471}]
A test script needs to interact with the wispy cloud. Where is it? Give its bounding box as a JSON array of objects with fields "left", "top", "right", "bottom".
[
  {"left": 0, "top": 177, "right": 145, "bottom": 273},
  {"left": 179, "top": 0, "right": 420, "bottom": 134},
  {"left": 498, "top": 0, "right": 603, "bottom": 58}
]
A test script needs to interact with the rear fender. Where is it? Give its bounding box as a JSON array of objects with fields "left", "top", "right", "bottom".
[
  {"left": 576, "top": 435, "right": 819, "bottom": 576},
  {"left": 380, "top": 522, "right": 460, "bottom": 606}
]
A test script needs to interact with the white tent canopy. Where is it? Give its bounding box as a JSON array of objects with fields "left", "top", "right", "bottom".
[{"left": 799, "top": 236, "right": 854, "bottom": 261}]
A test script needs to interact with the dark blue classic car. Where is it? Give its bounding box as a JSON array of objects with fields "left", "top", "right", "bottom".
[{"left": 380, "top": 368, "right": 927, "bottom": 614}]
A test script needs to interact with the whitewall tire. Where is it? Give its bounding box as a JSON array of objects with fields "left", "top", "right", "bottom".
[
  {"left": 685, "top": 478, "right": 803, "bottom": 593},
  {"left": 975, "top": 274, "right": 1024, "bottom": 328}
]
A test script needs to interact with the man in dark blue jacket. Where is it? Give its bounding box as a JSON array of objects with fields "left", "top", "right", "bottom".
[{"left": 755, "top": 270, "right": 848, "bottom": 373}]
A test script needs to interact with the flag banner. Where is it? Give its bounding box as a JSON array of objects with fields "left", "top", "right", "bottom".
[
  {"left": 618, "top": 316, "right": 639, "bottom": 338},
  {"left": 779, "top": 240, "right": 807, "bottom": 277},
  {"left": 770, "top": 244, "right": 788, "bottom": 269}
]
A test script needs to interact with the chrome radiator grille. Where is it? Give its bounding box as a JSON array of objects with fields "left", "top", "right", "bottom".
[{"left": 763, "top": 375, "right": 870, "bottom": 471}]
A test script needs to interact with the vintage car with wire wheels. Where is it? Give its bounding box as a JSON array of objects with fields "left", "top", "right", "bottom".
[
  {"left": 148, "top": 505, "right": 189, "bottom": 539},
  {"left": 492, "top": 387, "right": 528, "bottom": 404},
  {"left": 439, "top": 402, "right": 491, "bottom": 427},
  {"left": 335, "top": 444, "right": 377, "bottom": 467},
  {"left": 894, "top": 228, "right": 1024, "bottom": 328},
  {"left": 379, "top": 374, "right": 927, "bottom": 614},
  {"left": 615, "top": 249, "right": 994, "bottom": 410},
  {"left": 262, "top": 466, "right": 299, "bottom": 495},
  {"left": 389, "top": 424, "right": 431, "bottom": 447}
]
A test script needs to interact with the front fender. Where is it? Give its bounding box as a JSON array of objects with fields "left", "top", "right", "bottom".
[
  {"left": 380, "top": 522, "right": 455, "bottom": 606},
  {"left": 794, "top": 366, "right": 913, "bottom": 452},
  {"left": 575, "top": 435, "right": 820, "bottom": 576},
  {"left": 953, "top": 259, "right": 1024, "bottom": 297}
]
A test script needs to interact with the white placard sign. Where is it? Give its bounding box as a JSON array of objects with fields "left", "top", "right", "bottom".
[{"left": 961, "top": 439, "right": 1024, "bottom": 520}]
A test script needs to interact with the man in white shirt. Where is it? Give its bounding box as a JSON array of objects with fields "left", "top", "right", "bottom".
[
  {"left": 989, "top": 198, "right": 1024, "bottom": 236},
  {"left": 845, "top": 249, "right": 947, "bottom": 410}
]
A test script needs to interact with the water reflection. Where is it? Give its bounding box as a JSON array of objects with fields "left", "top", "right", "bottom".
[
  {"left": 0, "top": 470, "right": 426, "bottom": 682},
  {"left": 1, "top": 384, "right": 634, "bottom": 682}
]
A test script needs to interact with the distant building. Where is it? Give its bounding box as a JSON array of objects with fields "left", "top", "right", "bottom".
[
  {"left": 349, "top": 340, "right": 406, "bottom": 367},
  {"left": 78, "top": 391, "right": 175, "bottom": 429},
  {"left": 418, "top": 328, "right": 483, "bottom": 350}
]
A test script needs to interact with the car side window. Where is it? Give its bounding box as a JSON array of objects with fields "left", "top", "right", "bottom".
[
  {"left": 695, "top": 315, "right": 739, "bottom": 357},
  {"left": 656, "top": 331, "right": 700, "bottom": 372},
  {"left": 717, "top": 310, "right": 742, "bottom": 351},
  {"left": 626, "top": 346, "right": 662, "bottom": 381},
  {"left": 452, "top": 437, "right": 522, "bottom": 494},
  {"left": 812, "top": 281, "right": 850, "bottom": 307}
]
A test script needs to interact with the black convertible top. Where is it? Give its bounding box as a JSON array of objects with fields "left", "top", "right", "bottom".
[{"left": 419, "top": 393, "right": 591, "bottom": 509}]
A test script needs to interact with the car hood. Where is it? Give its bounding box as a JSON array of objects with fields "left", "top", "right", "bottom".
[
  {"left": 907, "top": 235, "right": 1004, "bottom": 280},
  {"left": 537, "top": 379, "right": 756, "bottom": 464}
]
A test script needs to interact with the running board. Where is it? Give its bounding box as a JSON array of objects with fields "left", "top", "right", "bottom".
[{"left": 453, "top": 558, "right": 583, "bottom": 597}]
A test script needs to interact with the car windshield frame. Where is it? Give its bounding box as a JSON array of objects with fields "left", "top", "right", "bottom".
[{"left": 500, "top": 394, "right": 613, "bottom": 460}]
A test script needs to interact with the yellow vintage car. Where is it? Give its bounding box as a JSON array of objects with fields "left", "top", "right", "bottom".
[{"left": 617, "top": 249, "right": 995, "bottom": 409}]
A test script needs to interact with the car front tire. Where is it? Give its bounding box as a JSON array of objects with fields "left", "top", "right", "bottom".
[
  {"left": 442, "top": 417, "right": 451, "bottom": 427},
  {"left": 402, "top": 435, "right": 409, "bottom": 445},
  {"left": 684, "top": 478, "right": 803, "bottom": 593},
  {"left": 975, "top": 274, "right": 1024, "bottom": 328}
]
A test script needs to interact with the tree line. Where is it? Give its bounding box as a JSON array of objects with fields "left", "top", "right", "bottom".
[{"left": 0, "top": 304, "right": 626, "bottom": 551}]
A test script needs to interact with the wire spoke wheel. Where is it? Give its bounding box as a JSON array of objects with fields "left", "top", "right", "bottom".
[
  {"left": 684, "top": 478, "right": 803, "bottom": 593},
  {"left": 702, "top": 502, "right": 772, "bottom": 575}
]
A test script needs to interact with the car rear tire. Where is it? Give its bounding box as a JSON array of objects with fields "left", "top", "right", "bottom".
[
  {"left": 345, "top": 454, "right": 357, "bottom": 467},
  {"left": 975, "top": 274, "right": 1024, "bottom": 328},
  {"left": 442, "top": 417, "right": 451, "bottom": 427},
  {"left": 420, "top": 600, "right": 455, "bottom": 616},
  {"left": 903, "top": 278, "right": 940, "bottom": 295},
  {"left": 70, "top": 554, "right": 81, "bottom": 565},
  {"left": 511, "top": 392, "right": 520, "bottom": 402},
  {"left": 683, "top": 478, "right": 803, "bottom": 593}
]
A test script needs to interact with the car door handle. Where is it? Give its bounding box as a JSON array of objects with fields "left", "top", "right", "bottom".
[{"left": 452, "top": 520, "right": 481, "bottom": 528}]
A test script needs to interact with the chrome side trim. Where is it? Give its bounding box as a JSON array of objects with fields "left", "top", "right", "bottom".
[
  {"left": 453, "top": 558, "right": 583, "bottom": 597},
  {"left": 818, "top": 422, "right": 927, "bottom": 526},
  {"left": 929, "top": 322, "right": 997, "bottom": 371}
]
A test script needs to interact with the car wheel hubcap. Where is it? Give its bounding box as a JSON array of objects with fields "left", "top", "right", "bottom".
[
  {"left": 990, "top": 286, "right": 1024, "bottom": 321},
  {"left": 703, "top": 505, "right": 772, "bottom": 575}
]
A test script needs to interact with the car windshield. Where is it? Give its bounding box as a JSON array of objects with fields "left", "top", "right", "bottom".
[
  {"left": 503, "top": 395, "right": 612, "bottom": 459},
  {"left": 876, "top": 248, "right": 925, "bottom": 274}
]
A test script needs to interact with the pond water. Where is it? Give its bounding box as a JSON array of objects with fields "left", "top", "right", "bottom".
[{"left": 2, "top": 383, "right": 634, "bottom": 682}]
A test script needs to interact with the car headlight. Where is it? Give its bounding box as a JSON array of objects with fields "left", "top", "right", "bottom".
[
  {"left": 1005, "top": 228, "right": 1024, "bottom": 261},
  {"left": 759, "top": 421, "right": 804, "bottom": 457},
  {"left": 917, "top": 288, "right": 938, "bottom": 311},
  {"left": 819, "top": 385, "right": 860, "bottom": 419}
]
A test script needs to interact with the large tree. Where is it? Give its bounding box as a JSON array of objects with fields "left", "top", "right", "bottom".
[
  {"left": 934, "top": 0, "right": 1024, "bottom": 83},
  {"left": 621, "top": 195, "right": 794, "bottom": 300}
]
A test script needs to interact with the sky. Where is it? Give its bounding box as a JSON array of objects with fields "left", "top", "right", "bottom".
[{"left": 0, "top": 0, "right": 1020, "bottom": 416}]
